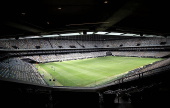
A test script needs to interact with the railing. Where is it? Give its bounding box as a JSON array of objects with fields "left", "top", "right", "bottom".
[
  {"left": 103, "top": 64, "right": 170, "bottom": 86},
  {"left": 0, "top": 60, "right": 170, "bottom": 93},
  {"left": 41, "top": 64, "right": 170, "bottom": 87},
  {"left": 93, "top": 58, "right": 170, "bottom": 87}
]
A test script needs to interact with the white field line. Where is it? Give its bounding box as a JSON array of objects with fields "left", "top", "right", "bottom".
[
  {"left": 85, "top": 72, "right": 128, "bottom": 87},
  {"left": 38, "top": 65, "right": 63, "bottom": 86},
  {"left": 53, "top": 62, "right": 120, "bottom": 86},
  {"left": 50, "top": 63, "right": 108, "bottom": 86},
  {"left": 49, "top": 63, "right": 95, "bottom": 86},
  {"left": 44, "top": 64, "right": 80, "bottom": 86},
  {"left": 53, "top": 62, "right": 108, "bottom": 78}
]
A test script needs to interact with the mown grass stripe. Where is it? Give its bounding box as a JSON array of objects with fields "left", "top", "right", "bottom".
[{"left": 36, "top": 56, "right": 163, "bottom": 87}]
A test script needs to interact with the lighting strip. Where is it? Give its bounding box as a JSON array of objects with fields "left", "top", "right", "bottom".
[
  {"left": 42, "top": 35, "right": 59, "bottom": 37},
  {"left": 25, "top": 36, "right": 42, "bottom": 38}
]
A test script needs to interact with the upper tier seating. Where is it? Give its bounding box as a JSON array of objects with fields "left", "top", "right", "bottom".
[{"left": 0, "top": 37, "right": 170, "bottom": 49}]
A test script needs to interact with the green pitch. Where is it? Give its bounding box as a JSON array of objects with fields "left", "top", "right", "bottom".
[{"left": 35, "top": 56, "right": 163, "bottom": 87}]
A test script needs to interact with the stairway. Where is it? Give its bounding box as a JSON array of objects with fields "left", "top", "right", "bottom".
[
  {"left": 140, "top": 51, "right": 145, "bottom": 57},
  {"left": 48, "top": 39, "right": 53, "bottom": 48},
  {"left": 76, "top": 41, "right": 83, "bottom": 48},
  {"left": 157, "top": 52, "right": 162, "bottom": 57},
  {"left": 26, "top": 39, "right": 31, "bottom": 49},
  {"left": 39, "top": 56, "right": 44, "bottom": 62}
]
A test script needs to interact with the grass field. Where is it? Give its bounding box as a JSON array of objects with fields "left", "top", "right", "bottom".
[{"left": 35, "top": 56, "right": 163, "bottom": 87}]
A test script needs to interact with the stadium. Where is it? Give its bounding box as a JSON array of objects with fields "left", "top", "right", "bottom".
[{"left": 1, "top": 0, "right": 170, "bottom": 108}]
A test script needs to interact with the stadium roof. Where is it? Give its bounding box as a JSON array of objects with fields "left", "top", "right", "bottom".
[{"left": 1, "top": 0, "right": 170, "bottom": 38}]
